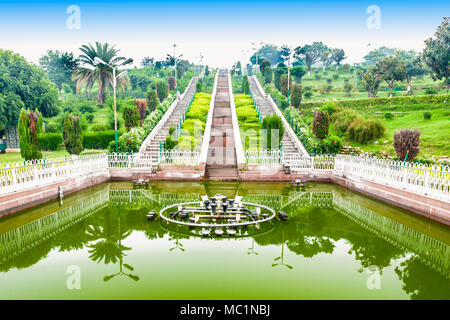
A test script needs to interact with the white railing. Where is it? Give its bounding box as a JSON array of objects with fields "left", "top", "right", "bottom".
[
  {"left": 108, "top": 153, "right": 156, "bottom": 168},
  {"left": 228, "top": 72, "right": 245, "bottom": 165},
  {"left": 0, "top": 154, "right": 109, "bottom": 195},
  {"left": 251, "top": 75, "right": 309, "bottom": 157},
  {"left": 245, "top": 150, "right": 283, "bottom": 165},
  {"left": 334, "top": 155, "right": 450, "bottom": 202},
  {"left": 159, "top": 150, "right": 200, "bottom": 165},
  {"left": 199, "top": 71, "right": 218, "bottom": 165}
]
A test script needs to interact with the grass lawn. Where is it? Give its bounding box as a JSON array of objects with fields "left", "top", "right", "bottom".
[
  {"left": 300, "top": 102, "right": 450, "bottom": 158},
  {"left": 0, "top": 149, "right": 105, "bottom": 164}
]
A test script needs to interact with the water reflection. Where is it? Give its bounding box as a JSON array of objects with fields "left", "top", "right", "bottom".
[{"left": 0, "top": 181, "right": 449, "bottom": 299}]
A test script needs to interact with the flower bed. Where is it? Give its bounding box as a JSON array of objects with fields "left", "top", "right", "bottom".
[{"left": 235, "top": 94, "right": 261, "bottom": 150}]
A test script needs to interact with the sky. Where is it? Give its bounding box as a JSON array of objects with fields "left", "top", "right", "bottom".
[{"left": 0, "top": 0, "right": 448, "bottom": 68}]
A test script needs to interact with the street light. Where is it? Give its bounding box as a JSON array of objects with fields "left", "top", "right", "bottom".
[
  {"left": 93, "top": 56, "right": 133, "bottom": 151},
  {"left": 251, "top": 41, "right": 263, "bottom": 68}
]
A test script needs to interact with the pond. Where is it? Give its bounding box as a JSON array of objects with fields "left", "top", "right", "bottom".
[{"left": 0, "top": 181, "right": 449, "bottom": 299}]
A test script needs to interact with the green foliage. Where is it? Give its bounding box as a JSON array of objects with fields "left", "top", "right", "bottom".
[
  {"left": 295, "top": 42, "right": 328, "bottom": 73},
  {"left": 82, "top": 130, "right": 123, "bottom": 149},
  {"left": 85, "top": 112, "right": 94, "bottom": 123},
  {"left": 304, "top": 91, "right": 313, "bottom": 99},
  {"left": 319, "top": 135, "right": 343, "bottom": 154},
  {"left": 164, "top": 135, "right": 177, "bottom": 150},
  {"left": 0, "top": 49, "right": 59, "bottom": 130},
  {"left": 347, "top": 117, "right": 385, "bottom": 144},
  {"left": 393, "top": 128, "right": 421, "bottom": 161},
  {"left": 375, "top": 56, "right": 407, "bottom": 96},
  {"left": 18, "top": 109, "right": 43, "bottom": 160},
  {"left": 290, "top": 84, "right": 302, "bottom": 108},
  {"left": 242, "top": 75, "right": 250, "bottom": 94},
  {"left": 108, "top": 128, "right": 144, "bottom": 153},
  {"left": 300, "top": 94, "right": 450, "bottom": 109},
  {"left": 384, "top": 112, "right": 394, "bottom": 120},
  {"left": 39, "top": 50, "right": 78, "bottom": 93},
  {"left": 262, "top": 114, "right": 284, "bottom": 150},
  {"left": 263, "top": 67, "right": 273, "bottom": 84},
  {"left": 156, "top": 80, "right": 169, "bottom": 102},
  {"left": 423, "top": 111, "right": 432, "bottom": 120},
  {"left": 38, "top": 133, "right": 62, "bottom": 151},
  {"left": 196, "top": 79, "right": 203, "bottom": 92},
  {"left": 146, "top": 90, "right": 159, "bottom": 112},
  {"left": 122, "top": 104, "right": 140, "bottom": 131},
  {"left": 331, "top": 108, "right": 358, "bottom": 136},
  {"left": 62, "top": 113, "right": 83, "bottom": 155},
  {"left": 360, "top": 67, "right": 381, "bottom": 97},
  {"left": 290, "top": 66, "right": 306, "bottom": 82},
  {"left": 422, "top": 17, "right": 450, "bottom": 92},
  {"left": 107, "top": 109, "right": 122, "bottom": 130},
  {"left": 312, "top": 110, "right": 329, "bottom": 139}
]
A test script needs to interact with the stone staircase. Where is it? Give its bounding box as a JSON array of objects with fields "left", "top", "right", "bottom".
[
  {"left": 205, "top": 70, "right": 239, "bottom": 181},
  {"left": 142, "top": 77, "right": 198, "bottom": 161},
  {"left": 248, "top": 76, "right": 301, "bottom": 157}
]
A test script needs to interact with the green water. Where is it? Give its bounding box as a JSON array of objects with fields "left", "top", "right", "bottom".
[{"left": 0, "top": 181, "right": 449, "bottom": 300}]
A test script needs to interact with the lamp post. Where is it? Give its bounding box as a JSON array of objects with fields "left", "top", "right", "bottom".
[
  {"left": 251, "top": 41, "right": 263, "bottom": 71},
  {"left": 173, "top": 44, "right": 178, "bottom": 93},
  {"left": 93, "top": 57, "right": 133, "bottom": 152}
]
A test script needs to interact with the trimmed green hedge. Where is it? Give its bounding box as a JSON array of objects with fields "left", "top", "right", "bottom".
[
  {"left": 38, "top": 133, "right": 63, "bottom": 151},
  {"left": 82, "top": 130, "right": 124, "bottom": 149},
  {"left": 301, "top": 94, "right": 450, "bottom": 109}
]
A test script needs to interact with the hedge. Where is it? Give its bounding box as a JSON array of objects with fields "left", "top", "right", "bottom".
[
  {"left": 300, "top": 94, "right": 450, "bottom": 109},
  {"left": 82, "top": 130, "right": 124, "bottom": 149},
  {"left": 38, "top": 133, "right": 63, "bottom": 151}
]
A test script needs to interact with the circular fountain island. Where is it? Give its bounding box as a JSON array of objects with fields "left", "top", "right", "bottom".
[{"left": 148, "top": 194, "right": 286, "bottom": 237}]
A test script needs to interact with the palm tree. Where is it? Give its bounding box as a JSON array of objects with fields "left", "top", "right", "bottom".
[{"left": 73, "top": 42, "right": 131, "bottom": 103}]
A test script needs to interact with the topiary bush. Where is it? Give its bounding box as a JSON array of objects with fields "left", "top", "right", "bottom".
[
  {"left": 423, "top": 111, "right": 432, "bottom": 120},
  {"left": 384, "top": 112, "right": 394, "bottom": 120},
  {"left": 146, "top": 90, "right": 159, "bottom": 112},
  {"left": 156, "top": 80, "right": 169, "bottom": 102},
  {"left": 262, "top": 114, "right": 284, "bottom": 150},
  {"left": 108, "top": 127, "right": 144, "bottom": 153},
  {"left": 312, "top": 110, "right": 329, "bottom": 140},
  {"left": 304, "top": 91, "right": 313, "bottom": 99},
  {"left": 393, "top": 128, "right": 421, "bottom": 161},
  {"left": 18, "top": 108, "right": 43, "bottom": 160},
  {"left": 38, "top": 133, "right": 62, "bottom": 151},
  {"left": 122, "top": 104, "right": 140, "bottom": 131},
  {"left": 290, "top": 84, "right": 302, "bottom": 109},
  {"left": 63, "top": 113, "right": 83, "bottom": 155}
]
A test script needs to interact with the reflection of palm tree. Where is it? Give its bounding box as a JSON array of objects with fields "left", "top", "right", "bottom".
[
  {"left": 103, "top": 256, "right": 139, "bottom": 282},
  {"left": 169, "top": 236, "right": 185, "bottom": 252},
  {"left": 272, "top": 230, "right": 293, "bottom": 270}
]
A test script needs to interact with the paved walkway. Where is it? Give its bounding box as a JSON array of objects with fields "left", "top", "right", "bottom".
[
  {"left": 142, "top": 77, "right": 198, "bottom": 159},
  {"left": 248, "top": 76, "right": 301, "bottom": 157},
  {"left": 205, "top": 70, "right": 239, "bottom": 180}
]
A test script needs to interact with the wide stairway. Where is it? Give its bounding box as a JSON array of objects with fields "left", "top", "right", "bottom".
[
  {"left": 248, "top": 76, "right": 301, "bottom": 157},
  {"left": 205, "top": 70, "right": 239, "bottom": 180},
  {"left": 142, "top": 77, "right": 198, "bottom": 160}
]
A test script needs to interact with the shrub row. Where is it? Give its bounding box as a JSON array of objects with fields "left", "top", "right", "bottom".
[
  {"left": 300, "top": 94, "right": 450, "bottom": 109},
  {"left": 38, "top": 130, "right": 124, "bottom": 151}
]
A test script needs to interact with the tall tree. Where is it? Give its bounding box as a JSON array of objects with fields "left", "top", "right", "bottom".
[
  {"left": 422, "top": 17, "right": 450, "bottom": 93},
  {"left": 397, "top": 50, "right": 427, "bottom": 92},
  {"left": 363, "top": 46, "right": 396, "bottom": 65},
  {"left": 360, "top": 67, "right": 381, "bottom": 97},
  {"left": 63, "top": 113, "right": 83, "bottom": 155},
  {"left": 18, "top": 109, "right": 43, "bottom": 160},
  {"left": 0, "top": 49, "right": 59, "bottom": 131},
  {"left": 250, "top": 44, "right": 283, "bottom": 66},
  {"left": 319, "top": 50, "right": 331, "bottom": 72},
  {"left": 376, "top": 56, "right": 407, "bottom": 97},
  {"left": 72, "top": 42, "right": 132, "bottom": 103},
  {"left": 294, "top": 42, "right": 328, "bottom": 75},
  {"left": 330, "top": 48, "right": 346, "bottom": 68},
  {"left": 140, "top": 57, "right": 154, "bottom": 68},
  {"left": 39, "top": 50, "right": 79, "bottom": 96}
]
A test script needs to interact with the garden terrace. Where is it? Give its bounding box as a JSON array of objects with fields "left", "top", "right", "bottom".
[
  {"left": 248, "top": 75, "right": 309, "bottom": 160},
  {"left": 235, "top": 94, "right": 262, "bottom": 151},
  {"left": 175, "top": 92, "right": 212, "bottom": 151},
  {"left": 140, "top": 77, "right": 198, "bottom": 159}
]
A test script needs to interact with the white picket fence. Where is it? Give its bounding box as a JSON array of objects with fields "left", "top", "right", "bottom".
[
  {"left": 245, "top": 150, "right": 283, "bottom": 165},
  {"left": 334, "top": 155, "right": 450, "bottom": 202},
  {"left": 0, "top": 154, "right": 109, "bottom": 195},
  {"left": 159, "top": 150, "right": 200, "bottom": 165}
]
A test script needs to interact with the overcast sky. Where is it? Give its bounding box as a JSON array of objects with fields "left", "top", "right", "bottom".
[{"left": 0, "top": 0, "right": 448, "bottom": 68}]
